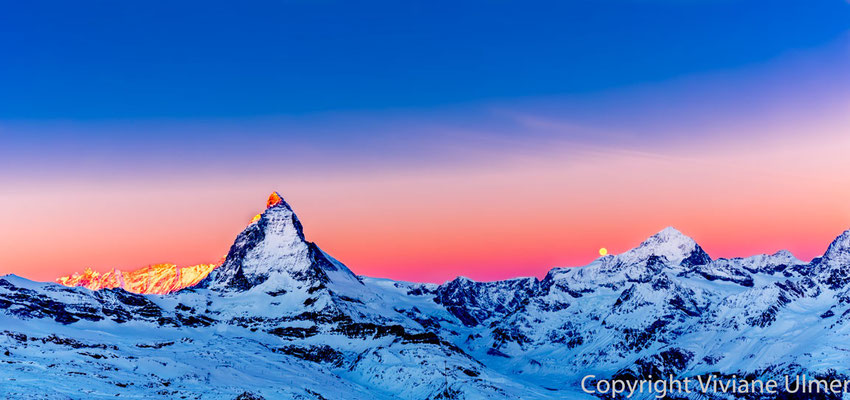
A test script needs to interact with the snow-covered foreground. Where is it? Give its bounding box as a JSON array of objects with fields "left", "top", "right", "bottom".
[{"left": 4, "top": 193, "right": 850, "bottom": 399}]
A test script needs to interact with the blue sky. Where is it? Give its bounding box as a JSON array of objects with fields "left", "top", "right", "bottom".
[{"left": 2, "top": 0, "right": 848, "bottom": 120}]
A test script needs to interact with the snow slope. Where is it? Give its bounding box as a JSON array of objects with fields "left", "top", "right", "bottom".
[{"left": 3, "top": 192, "right": 850, "bottom": 399}]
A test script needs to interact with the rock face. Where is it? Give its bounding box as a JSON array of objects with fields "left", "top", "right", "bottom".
[
  {"left": 434, "top": 276, "right": 539, "bottom": 327},
  {"left": 4, "top": 192, "right": 850, "bottom": 399},
  {"left": 814, "top": 230, "right": 850, "bottom": 289}
]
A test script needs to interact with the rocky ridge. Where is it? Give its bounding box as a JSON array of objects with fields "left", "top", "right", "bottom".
[{"left": 4, "top": 192, "right": 850, "bottom": 399}]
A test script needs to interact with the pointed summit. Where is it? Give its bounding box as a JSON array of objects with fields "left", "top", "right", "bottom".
[
  {"left": 813, "top": 229, "right": 850, "bottom": 289},
  {"left": 203, "top": 191, "right": 359, "bottom": 292},
  {"left": 823, "top": 229, "right": 850, "bottom": 262},
  {"left": 266, "top": 191, "right": 287, "bottom": 209}
]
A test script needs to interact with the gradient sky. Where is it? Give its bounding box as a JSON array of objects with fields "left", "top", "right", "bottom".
[{"left": 1, "top": 0, "right": 849, "bottom": 283}]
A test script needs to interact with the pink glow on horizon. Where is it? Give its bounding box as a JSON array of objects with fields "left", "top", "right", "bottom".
[{"left": 1, "top": 110, "right": 848, "bottom": 284}]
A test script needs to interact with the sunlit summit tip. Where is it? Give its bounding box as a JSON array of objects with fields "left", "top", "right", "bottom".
[
  {"left": 250, "top": 192, "right": 287, "bottom": 224},
  {"left": 266, "top": 191, "right": 285, "bottom": 209}
]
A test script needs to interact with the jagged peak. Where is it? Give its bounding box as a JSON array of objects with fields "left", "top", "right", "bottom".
[
  {"left": 824, "top": 229, "right": 850, "bottom": 260},
  {"left": 204, "top": 191, "right": 359, "bottom": 292},
  {"left": 443, "top": 275, "right": 539, "bottom": 287},
  {"left": 266, "top": 191, "right": 289, "bottom": 209},
  {"left": 56, "top": 263, "right": 218, "bottom": 294},
  {"left": 252, "top": 191, "right": 306, "bottom": 241},
  {"left": 765, "top": 249, "right": 804, "bottom": 266},
  {"left": 771, "top": 249, "right": 794, "bottom": 258},
  {"left": 248, "top": 193, "right": 295, "bottom": 226},
  {"left": 808, "top": 229, "right": 850, "bottom": 290}
]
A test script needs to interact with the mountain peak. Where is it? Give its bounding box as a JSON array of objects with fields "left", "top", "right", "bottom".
[
  {"left": 808, "top": 229, "right": 850, "bottom": 290},
  {"left": 647, "top": 226, "right": 692, "bottom": 243},
  {"left": 824, "top": 229, "right": 850, "bottom": 260},
  {"left": 266, "top": 191, "right": 287, "bottom": 209},
  {"left": 626, "top": 226, "right": 710, "bottom": 267},
  {"left": 634, "top": 227, "right": 697, "bottom": 253},
  {"left": 204, "top": 191, "right": 359, "bottom": 292}
]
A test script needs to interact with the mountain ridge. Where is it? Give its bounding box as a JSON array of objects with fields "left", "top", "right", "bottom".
[{"left": 7, "top": 192, "right": 850, "bottom": 400}]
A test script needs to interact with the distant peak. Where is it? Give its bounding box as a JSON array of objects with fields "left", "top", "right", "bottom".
[
  {"left": 636, "top": 227, "right": 698, "bottom": 251},
  {"left": 771, "top": 249, "right": 795, "bottom": 258},
  {"left": 56, "top": 263, "right": 218, "bottom": 294},
  {"left": 651, "top": 226, "right": 691, "bottom": 242},
  {"left": 267, "top": 191, "right": 286, "bottom": 209},
  {"left": 626, "top": 226, "right": 710, "bottom": 267}
]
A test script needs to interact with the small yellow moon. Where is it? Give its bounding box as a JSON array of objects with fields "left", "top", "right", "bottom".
[{"left": 599, "top": 248, "right": 608, "bottom": 256}]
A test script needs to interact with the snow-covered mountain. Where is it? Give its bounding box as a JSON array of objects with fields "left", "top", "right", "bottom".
[{"left": 3, "top": 192, "right": 850, "bottom": 399}]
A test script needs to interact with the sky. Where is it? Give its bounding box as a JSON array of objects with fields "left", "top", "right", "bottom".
[{"left": 1, "top": 0, "right": 849, "bottom": 283}]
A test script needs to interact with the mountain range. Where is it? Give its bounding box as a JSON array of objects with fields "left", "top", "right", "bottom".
[{"left": 3, "top": 192, "right": 850, "bottom": 399}]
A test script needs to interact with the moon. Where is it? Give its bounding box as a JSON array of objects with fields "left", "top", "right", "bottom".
[{"left": 599, "top": 248, "right": 608, "bottom": 256}]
